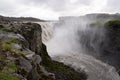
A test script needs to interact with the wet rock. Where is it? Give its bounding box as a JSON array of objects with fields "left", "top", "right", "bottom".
[
  {"left": 32, "top": 54, "right": 42, "bottom": 64},
  {"left": 11, "top": 23, "right": 51, "bottom": 62},
  {"left": 27, "top": 66, "right": 39, "bottom": 80},
  {"left": 18, "top": 57, "right": 32, "bottom": 73}
]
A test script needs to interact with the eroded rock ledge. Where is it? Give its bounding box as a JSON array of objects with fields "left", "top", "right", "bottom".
[{"left": 0, "top": 22, "right": 87, "bottom": 80}]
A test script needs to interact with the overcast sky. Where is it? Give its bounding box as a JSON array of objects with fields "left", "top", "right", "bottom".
[{"left": 0, "top": 0, "right": 119, "bottom": 20}]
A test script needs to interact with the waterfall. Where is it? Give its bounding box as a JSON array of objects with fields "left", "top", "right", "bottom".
[
  {"left": 39, "top": 17, "right": 120, "bottom": 80},
  {"left": 37, "top": 22, "right": 54, "bottom": 43}
]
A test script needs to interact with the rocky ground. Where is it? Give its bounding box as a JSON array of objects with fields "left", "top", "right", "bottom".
[{"left": 0, "top": 16, "right": 87, "bottom": 80}]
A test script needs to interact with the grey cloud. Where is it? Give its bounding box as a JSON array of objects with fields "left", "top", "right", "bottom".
[
  {"left": 18, "top": 0, "right": 91, "bottom": 11},
  {"left": 0, "top": 0, "right": 19, "bottom": 16},
  {"left": 104, "top": 0, "right": 120, "bottom": 12},
  {"left": 19, "top": 0, "right": 91, "bottom": 5},
  {"left": 76, "top": 0, "right": 91, "bottom": 5},
  {"left": 1, "top": 0, "right": 120, "bottom": 20},
  {"left": 17, "top": 0, "right": 67, "bottom": 11}
]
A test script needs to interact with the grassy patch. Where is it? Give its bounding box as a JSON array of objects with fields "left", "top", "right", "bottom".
[
  {"left": 0, "top": 73, "right": 19, "bottom": 80},
  {"left": 108, "top": 20, "right": 120, "bottom": 24},
  {"left": 107, "top": 20, "right": 120, "bottom": 27},
  {"left": 4, "top": 38, "right": 18, "bottom": 44},
  {"left": 1, "top": 38, "right": 20, "bottom": 54},
  {"left": 0, "top": 61, "right": 19, "bottom": 80},
  {"left": 90, "top": 22, "right": 99, "bottom": 27},
  {"left": 42, "top": 60, "right": 87, "bottom": 80},
  {"left": 2, "top": 61, "right": 18, "bottom": 73},
  {"left": 43, "top": 61, "right": 70, "bottom": 72}
]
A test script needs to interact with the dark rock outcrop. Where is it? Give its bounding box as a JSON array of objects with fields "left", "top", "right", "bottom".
[
  {"left": 101, "top": 20, "right": 120, "bottom": 71},
  {"left": 78, "top": 19, "right": 120, "bottom": 74},
  {"left": 11, "top": 22, "right": 51, "bottom": 62}
]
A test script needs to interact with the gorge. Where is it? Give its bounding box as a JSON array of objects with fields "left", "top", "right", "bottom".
[
  {"left": 42, "top": 14, "right": 120, "bottom": 80},
  {"left": 0, "top": 13, "right": 120, "bottom": 80}
]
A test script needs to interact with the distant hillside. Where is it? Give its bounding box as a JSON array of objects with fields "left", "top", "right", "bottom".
[
  {"left": 84, "top": 13, "right": 120, "bottom": 20},
  {"left": 59, "top": 13, "right": 120, "bottom": 21},
  {"left": 0, "top": 15, "right": 45, "bottom": 23}
]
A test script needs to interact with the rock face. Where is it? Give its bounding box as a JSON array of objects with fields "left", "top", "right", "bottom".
[
  {"left": 77, "top": 19, "right": 120, "bottom": 74},
  {"left": 12, "top": 23, "right": 51, "bottom": 62},
  {"left": 0, "top": 28, "right": 55, "bottom": 80},
  {"left": 0, "top": 20, "right": 87, "bottom": 80},
  {"left": 88, "top": 20, "right": 120, "bottom": 73},
  {"left": 101, "top": 20, "right": 120, "bottom": 71}
]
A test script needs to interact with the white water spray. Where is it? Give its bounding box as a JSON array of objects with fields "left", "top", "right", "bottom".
[{"left": 39, "top": 17, "right": 120, "bottom": 80}]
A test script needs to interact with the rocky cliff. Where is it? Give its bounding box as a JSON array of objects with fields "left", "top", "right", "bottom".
[
  {"left": 101, "top": 20, "right": 120, "bottom": 73},
  {"left": 0, "top": 18, "right": 87, "bottom": 80},
  {"left": 77, "top": 18, "right": 120, "bottom": 75},
  {"left": 89, "top": 20, "right": 120, "bottom": 73}
]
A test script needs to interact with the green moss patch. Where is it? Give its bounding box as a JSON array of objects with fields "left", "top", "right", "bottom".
[
  {"left": 0, "top": 73, "right": 19, "bottom": 80},
  {"left": 2, "top": 61, "right": 18, "bottom": 73},
  {"left": 90, "top": 21, "right": 99, "bottom": 27},
  {"left": 0, "top": 61, "right": 19, "bottom": 80},
  {"left": 1, "top": 38, "right": 20, "bottom": 53},
  {"left": 107, "top": 20, "right": 120, "bottom": 27},
  {"left": 4, "top": 38, "right": 18, "bottom": 44},
  {"left": 42, "top": 60, "right": 87, "bottom": 80}
]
